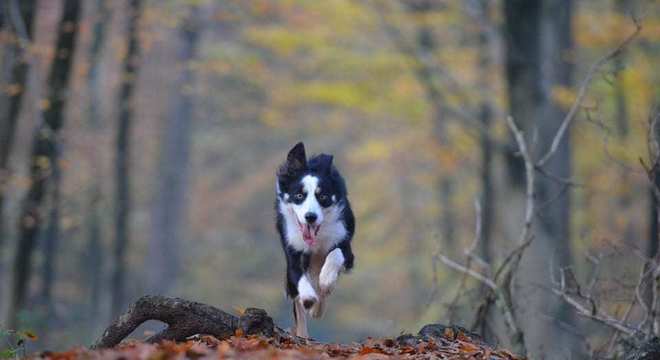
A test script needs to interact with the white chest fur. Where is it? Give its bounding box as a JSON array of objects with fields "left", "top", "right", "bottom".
[{"left": 279, "top": 201, "right": 347, "bottom": 254}]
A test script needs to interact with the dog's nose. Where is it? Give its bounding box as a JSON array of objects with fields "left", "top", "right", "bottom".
[{"left": 304, "top": 212, "right": 318, "bottom": 224}]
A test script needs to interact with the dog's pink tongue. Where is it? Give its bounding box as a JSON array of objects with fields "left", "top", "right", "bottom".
[{"left": 302, "top": 225, "right": 315, "bottom": 246}]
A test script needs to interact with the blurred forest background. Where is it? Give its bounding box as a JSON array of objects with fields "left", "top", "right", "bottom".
[{"left": 1, "top": 0, "right": 660, "bottom": 358}]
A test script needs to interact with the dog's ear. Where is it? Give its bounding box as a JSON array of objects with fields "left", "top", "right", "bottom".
[
  {"left": 286, "top": 142, "right": 307, "bottom": 172},
  {"left": 317, "top": 154, "right": 333, "bottom": 174}
]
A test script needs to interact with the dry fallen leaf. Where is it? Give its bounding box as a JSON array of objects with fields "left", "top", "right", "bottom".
[{"left": 37, "top": 332, "right": 523, "bottom": 359}]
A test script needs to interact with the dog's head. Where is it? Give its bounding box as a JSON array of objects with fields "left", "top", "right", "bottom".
[{"left": 277, "top": 142, "right": 347, "bottom": 246}]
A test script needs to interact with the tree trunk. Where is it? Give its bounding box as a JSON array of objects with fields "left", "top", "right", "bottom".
[
  {"left": 403, "top": 0, "right": 458, "bottom": 256},
  {"left": 537, "top": 0, "right": 575, "bottom": 276},
  {"left": 8, "top": 0, "right": 81, "bottom": 329},
  {"left": 536, "top": 0, "right": 581, "bottom": 354},
  {"left": 503, "top": 0, "right": 542, "bottom": 181},
  {"left": 650, "top": 186, "right": 659, "bottom": 259},
  {"left": 474, "top": 0, "right": 496, "bottom": 342},
  {"left": 502, "top": 0, "right": 542, "bottom": 356},
  {"left": 502, "top": 5, "right": 542, "bottom": 352},
  {"left": 647, "top": 105, "right": 660, "bottom": 252},
  {"left": 613, "top": 55, "right": 628, "bottom": 137},
  {"left": 503, "top": 0, "right": 582, "bottom": 356},
  {"left": 84, "top": 0, "right": 110, "bottom": 323},
  {"left": 0, "top": 0, "right": 37, "bottom": 307},
  {"left": 39, "top": 149, "right": 61, "bottom": 314},
  {"left": 112, "top": 0, "right": 142, "bottom": 318},
  {"left": 420, "top": 5, "right": 457, "bottom": 257},
  {"left": 475, "top": 0, "right": 495, "bottom": 274},
  {"left": 613, "top": 0, "right": 629, "bottom": 138},
  {"left": 85, "top": 187, "right": 103, "bottom": 318},
  {"left": 146, "top": 6, "right": 201, "bottom": 295}
]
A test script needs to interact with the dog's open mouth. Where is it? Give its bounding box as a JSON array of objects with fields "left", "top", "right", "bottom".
[{"left": 298, "top": 221, "right": 320, "bottom": 246}]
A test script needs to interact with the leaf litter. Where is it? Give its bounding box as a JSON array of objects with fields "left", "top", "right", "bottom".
[{"left": 32, "top": 329, "right": 523, "bottom": 359}]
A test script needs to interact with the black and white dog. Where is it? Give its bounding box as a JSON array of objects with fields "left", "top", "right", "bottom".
[{"left": 275, "top": 142, "right": 355, "bottom": 338}]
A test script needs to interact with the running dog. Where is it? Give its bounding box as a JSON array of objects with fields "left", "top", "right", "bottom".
[{"left": 275, "top": 142, "right": 355, "bottom": 338}]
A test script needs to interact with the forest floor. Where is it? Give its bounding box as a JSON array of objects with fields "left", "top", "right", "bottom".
[{"left": 31, "top": 330, "right": 522, "bottom": 359}]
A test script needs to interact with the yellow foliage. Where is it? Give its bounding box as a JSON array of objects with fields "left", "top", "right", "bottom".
[
  {"left": 640, "top": 18, "right": 660, "bottom": 42},
  {"left": 352, "top": 139, "right": 393, "bottom": 162},
  {"left": 622, "top": 59, "right": 654, "bottom": 120},
  {"left": 551, "top": 86, "right": 577, "bottom": 110},
  {"left": 576, "top": 12, "right": 635, "bottom": 48},
  {"left": 244, "top": 26, "right": 329, "bottom": 57}
]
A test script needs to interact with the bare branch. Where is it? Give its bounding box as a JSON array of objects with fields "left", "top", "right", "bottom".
[
  {"left": 537, "top": 19, "right": 642, "bottom": 167},
  {"left": 465, "top": 199, "right": 489, "bottom": 269},
  {"left": 552, "top": 288, "right": 635, "bottom": 336},
  {"left": 434, "top": 252, "right": 497, "bottom": 290},
  {"left": 506, "top": 116, "right": 535, "bottom": 246}
]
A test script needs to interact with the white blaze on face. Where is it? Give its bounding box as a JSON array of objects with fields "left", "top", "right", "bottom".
[{"left": 292, "top": 175, "right": 324, "bottom": 225}]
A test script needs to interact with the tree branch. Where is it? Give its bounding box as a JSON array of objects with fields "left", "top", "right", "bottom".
[
  {"left": 434, "top": 253, "right": 496, "bottom": 290},
  {"left": 536, "top": 18, "right": 642, "bottom": 167},
  {"left": 552, "top": 289, "right": 635, "bottom": 336}
]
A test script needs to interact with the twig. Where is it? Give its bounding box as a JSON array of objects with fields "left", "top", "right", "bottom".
[
  {"left": 586, "top": 253, "right": 602, "bottom": 295},
  {"left": 506, "top": 116, "right": 535, "bottom": 246},
  {"left": 536, "top": 18, "right": 642, "bottom": 167},
  {"left": 493, "top": 236, "right": 533, "bottom": 283},
  {"left": 552, "top": 288, "right": 635, "bottom": 336},
  {"left": 435, "top": 253, "right": 496, "bottom": 290},
  {"left": 465, "top": 199, "right": 489, "bottom": 269},
  {"left": 607, "top": 264, "right": 645, "bottom": 353},
  {"left": 431, "top": 115, "right": 537, "bottom": 357}
]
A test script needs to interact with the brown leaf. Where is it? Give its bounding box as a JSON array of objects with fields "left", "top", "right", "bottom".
[
  {"left": 359, "top": 346, "right": 385, "bottom": 355},
  {"left": 458, "top": 341, "right": 480, "bottom": 354}
]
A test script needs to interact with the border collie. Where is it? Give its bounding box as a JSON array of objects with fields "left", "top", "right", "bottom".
[{"left": 275, "top": 142, "right": 355, "bottom": 338}]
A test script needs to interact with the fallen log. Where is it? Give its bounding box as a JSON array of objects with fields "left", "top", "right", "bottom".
[
  {"left": 80, "top": 295, "right": 526, "bottom": 359},
  {"left": 94, "top": 296, "right": 509, "bottom": 355},
  {"left": 93, "top": 295, "right": 290, "bottom": 349}
]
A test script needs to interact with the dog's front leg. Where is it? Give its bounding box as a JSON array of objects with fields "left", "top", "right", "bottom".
[
  {"left": 293, "top": 300, "right": 309, "bottom": 338},
  {"left": 319, "top": 248, "right": 345, "bottom": 296},
  {"left": 286, "top": 249, "right": 318, "bottom": 309},
  {"left": 286, "top": 250, "right": 317, "bottom": 338}
]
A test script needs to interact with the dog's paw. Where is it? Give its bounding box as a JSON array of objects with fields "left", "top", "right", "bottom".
[
  {"left": 297, "top": 275, "right": 318, "bottom": 309},
  {"left": 319, "top": 248, "right": 343, "bottom": 296},
  {"left": 319, "top": 269, "right": 338, "bottom": 296},
  {"left": 319, "top": 282, "right": 335, "bottom": 297}
]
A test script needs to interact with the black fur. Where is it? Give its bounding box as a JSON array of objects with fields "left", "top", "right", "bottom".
[{"left": 275, "top": 142, "right": 355, "bottom": 299}]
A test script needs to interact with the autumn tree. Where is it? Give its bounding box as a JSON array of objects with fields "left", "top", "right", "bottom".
[
  {"left": 112, "top": 0, "right": 142, "bottom": 318},
  {"left": 8, "top": 0, "right": 81, "bottom": 329},
  {"left": 613, "top": 0, "right": 630, "bottom": 138},
  {"left": 84, "top": 0, "right": 111, "bottom": 322},
  {"left": 468, "top": 0, "right": 497, "bottom": 341},
  {"left": 146, "top": 5, "right": 202, "bottom": 295},
  {"left": 502, "top": 0, "right": 580, "bottom": 356},
  {"left": 0, "top": 0, "right": 37, "bottom": 298}
]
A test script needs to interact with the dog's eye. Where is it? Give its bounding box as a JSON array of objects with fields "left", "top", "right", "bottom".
[
  {"left": 295, "top": 193, "right": 304, "bottom": 200},
  {"left": 319, "top": 194, "right": 328, "bottom": 201}
]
